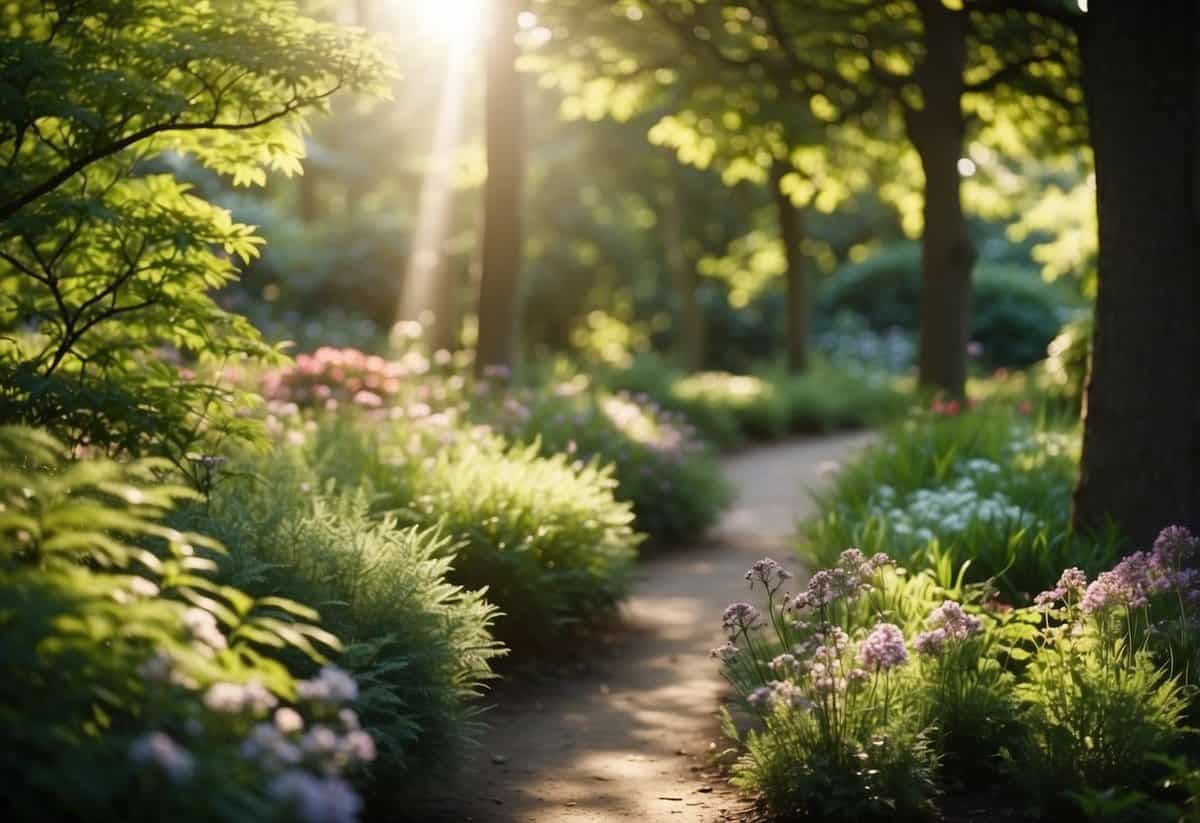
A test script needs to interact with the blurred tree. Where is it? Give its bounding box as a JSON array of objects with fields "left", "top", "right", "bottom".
[
  {"left": 1071, "top": 1, "right": 1199, "bottom": 545},
  {"left": 476, "top": 0, "right": 526, "bottom": 375},
  {"left": 529, "top": 0, "right": 1084, "bottom": 394}
]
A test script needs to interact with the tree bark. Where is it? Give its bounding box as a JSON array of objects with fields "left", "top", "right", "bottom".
[
  {"left": 474, "top": 0, "right": 524, "bottom": 376},
  {"left": 1071, "top": 1, "right": 1200, "bottom": 545},
  {"left": 907, "top": 0, "right": 975, "bottom": 397},
  {"left": 661, "top": 178, "right": 704, "bottom": 370},
  {"left": 771, "top": 160, "right": 809, "bottom": 373}
]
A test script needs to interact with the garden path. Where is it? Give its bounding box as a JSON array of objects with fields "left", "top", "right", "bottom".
[{"left": 421, "top": 431, "right": 876, "bottom": 823}]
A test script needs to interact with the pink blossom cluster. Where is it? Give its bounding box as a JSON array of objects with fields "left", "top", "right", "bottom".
[
  {"left": 260, "top": 347, "right": 431, "bottom": 412},
  {"left": 913, "top": 601, "right": 983, "bottom": 657},
  {"left": 788, "top": 549, "right": 891, "bottom": 611},
  {"left": 745, "top": 557, "right": 793, "bottom": 593},
  {"left": 1034, "top": 526, "right": 1200, "bottom": 615},
  {"left": 856, "top": 623, "right": 909, "bottom": 672}
]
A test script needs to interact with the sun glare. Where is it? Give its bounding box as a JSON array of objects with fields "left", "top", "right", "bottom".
[{"left": 421, "top": 0, "right": 486, "bottom": 41}]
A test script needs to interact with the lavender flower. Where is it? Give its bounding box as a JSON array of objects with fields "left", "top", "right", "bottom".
[
  {"left": 856, "top": 623, "right": 908, "bottom": 672},
  {"left": 268, "top": 771, "right": 362, "bottom": 823},
  {"left": 1152, "top": 526, "right": 1199, "bottom": 570},
  {"left": 131, "top": 732, "right": 195, "bottom": 783},
  {"left": 722, "top": 602, "right": 761, "bottom": 636},
  {"left": 710, "top": 642, "right": 739, "bottom": 662},
  {"left": 927, "top": 601, "right": 983, "bottom": 641},
  {"left": 1082, "top": 552, "right": 1154, "bottom": 614},
  {"left": 745, "top": 557, "right": 793, "bottom": 591},
  {"left": 913, "top": 628, "right": 948, "bottom": 657}
]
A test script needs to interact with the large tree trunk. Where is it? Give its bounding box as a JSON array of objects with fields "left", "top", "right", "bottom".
[
  {"left": 771, "top": 160, "right": 809, "bottom": 373},
  {"left": 1071, "top": 2, "right": 1199, "bottom": 545},
  {"left": 661, "top": 178, "right": 704, "bottom": 370},
  {"left": 907, "top": 0, "right": 975, "bottom": 397},
  {"left": 474, "top": 0, "right": 524, "bottom": 376}
]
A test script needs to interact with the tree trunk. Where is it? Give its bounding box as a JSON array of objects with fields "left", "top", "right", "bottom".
[
  {"left": 661, "top": 178, "right": 704, "bottom": 370},
  {"left": 1071, "top": 1, "right": 1199, "bottom": 546},
  {"left": 474, "top": 0, "right": 524, "bottom": 376},
  {"left": 771, "top": 160, "right": 809, "bottom": 372},
  {"left": 907, "top": 0, "right": 975, "bottom": 397}
]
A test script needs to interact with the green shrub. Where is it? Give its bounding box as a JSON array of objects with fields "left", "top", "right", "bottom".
[
  {"left": 289, "top": 415, "right": 640, "bottom": 655},
  {"left": 605, "top": 353, "right": 908, "bottom": 447},
  {"left": 819, "top": 244, "right": 1071, "bottom": 368},
  {"left": 775, "top": 360, "right": 910, "bottom": 433},
  {"left": 393, "top": 435, "right": 640, "bottom": 652},
  {"left": 804, "top": 407, "right": 1118, "bottom": 599},
  {"left": 177, "top": 453, "right": 502, "bottom": 794},
  {"left": 480, "top": 379, "right": 731, "bottom": 546},
  {"left": 717, "top": 552, "right": 941, "bottom": 821},
  {"left": 0, "top": 426, "right": 373, "bottom": 822}
]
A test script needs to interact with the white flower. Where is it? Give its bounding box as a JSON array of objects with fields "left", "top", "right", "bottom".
[{"left": 183, "top": 608, "right": 227, "bottom": 652}]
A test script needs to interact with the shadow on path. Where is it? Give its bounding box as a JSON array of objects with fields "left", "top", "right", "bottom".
[{"left": 419, "top": 431, "right": 876, "bottom": 823}]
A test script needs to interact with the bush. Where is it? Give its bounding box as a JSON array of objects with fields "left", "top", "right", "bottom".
[
  {"left": 288, "top": 415, "right": 640, "bottom": 655},
  {"left": 176, "top": 453, "right": 503, "bottom": 795},
  {"left": 717, "top": 553, "right": 942, "bottom": 821},
  {"left": 605, "top": 353, "right": 908, "bottom": 447},
  {"left": 804, "top": 406, "right": 1118, "bottom": 600},
  {"left": 0, "top": 427, "right": 374, "bottom": 822},
  {"left": 819, "top": 243, "right": 1071, "bottom": 368},
  {"left": 714, "top": 538, "right": 1199, "bottom": 820},
  {"left": 479, "top": 378, "right": 731, "bottom": 546}
]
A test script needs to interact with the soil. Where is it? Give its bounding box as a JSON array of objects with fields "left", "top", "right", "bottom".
[{"left": 415, "top": 432, "right": 877, "bottom": 823}]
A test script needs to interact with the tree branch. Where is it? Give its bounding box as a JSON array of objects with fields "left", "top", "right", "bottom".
[{"left": 0, "top": 81, "right": 344, "bottom": 222}]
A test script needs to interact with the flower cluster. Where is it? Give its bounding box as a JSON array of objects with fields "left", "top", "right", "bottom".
[
  {"left": 260, "top": 346, "right": 435, "bottom": 412},
  {"left": 857, "top": 623, "right": 909, "bottom": 672},
  {"left": 722, "top": 602, "right": 761, "bottom": 636},
  {"left": 1033, "top": 566, "right": 1089, "bottom": 610},
  {"left": 1084, "top": 530, "right": 1200, "bottom": 615},
  {"left": 745, "top": 557, "right": 793, "bottom": 593},
  {"left": 789, "top": 549, "right": 891, "bottom": 611},
  {"left": 127, "top": 662, "right": 372, "bottom": 823},
  {"left": 913, "top": 601, "right": 982, "bottom": 658},
  {"left": 869, "top": 474, "right": 1038, "bottom": 547}
]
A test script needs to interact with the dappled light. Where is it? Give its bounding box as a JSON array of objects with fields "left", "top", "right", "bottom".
[{"left": 1, "top": 1, "right": 1196, "bottom": 822}]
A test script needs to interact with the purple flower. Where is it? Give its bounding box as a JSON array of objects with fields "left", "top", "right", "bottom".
[
  {"left": 927, "top": 601, "right": 983, "bottom": 640},
  {"left": 722, "top": 602, "right": 761, "bottom": 636},
  {"left": 913, "top": 628, "right": 948, "bottom": 657},
  {"left": 1152, "top": 526, "right": 1199, "bottom": 570},
  {"left": 745, "top": 557, "right": 793, "bottom": 591},
  {"left": 856, "top": 623, "right": 908, "bottom": 672},
  {"left": 131, "top": 732, "right": 195, "bottom": 783},
  {"left": 268, "top": 771, "right": 362, "bottom": 823},
  {"left": 1082, "top": 552, "right": 1154, "bottom": 614}
]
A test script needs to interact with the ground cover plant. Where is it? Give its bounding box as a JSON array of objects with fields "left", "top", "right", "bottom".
[
  {"left": 715, "top": 532, "right": 1200, "bottom": 821},
  {"left": 174, "top": 456, "right": 504, "bottom": 796},
  {"left": 805, "top": 403, "right": 1120, "bottom": 600},
  {"left": 0, "top": 427, "right": 376, "bottom": 823}
]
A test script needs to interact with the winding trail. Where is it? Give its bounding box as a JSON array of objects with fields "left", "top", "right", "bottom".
[{"left": 422, "top": 432, "right": 875, "bottom": 823}]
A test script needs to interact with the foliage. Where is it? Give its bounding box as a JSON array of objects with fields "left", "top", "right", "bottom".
[
  {"left": 718, "top": 552, "right": 941, "bottom": 821},
  {"left": 1037, "top": 313, "right": 1093, "bottom": 411},
  {"left": 819, "top": 244, "right": 1072, "bottom": 368},
  {"left": 0, "top": 426, "right": 373, "bottom": 822},
  {"left": 0, "top": 0, "right": 391, "bottom": 460},
  {"left": 1014, "top": 539, "right": 1200, "bottom": 808},
  {"left": 175, "top": 453, "right": 503, "bottom": 795},
  {"left": 282, "top": 414, "right": 640, "bottom": 655},
  {"left": 805, "top": 406, "right": 1119, "bottom": 600},
  {"left": 479, "top": 375, "right": 730, "bottom": 546},
  {"left": 607, "top": 353, "right": 909, "bottom": 448}
]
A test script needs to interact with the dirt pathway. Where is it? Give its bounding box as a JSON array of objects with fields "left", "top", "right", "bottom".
[{"left": 421, "top": 432, "right": 875, "bottom": 823}]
